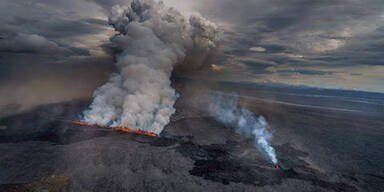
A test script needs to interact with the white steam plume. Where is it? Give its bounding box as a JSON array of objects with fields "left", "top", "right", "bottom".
[
  {"left": 82, "top": 0, "right": 218, "bottom": 134},
  {"left": 209, "top": 93, "right": 278, "bottom": 164}
]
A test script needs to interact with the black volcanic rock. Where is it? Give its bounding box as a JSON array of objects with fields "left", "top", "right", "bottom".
[{"left": 1, "top": 79, "right": 382, "bottom": 191}]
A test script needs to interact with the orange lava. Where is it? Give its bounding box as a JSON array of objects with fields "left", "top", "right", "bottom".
[
  {"left": 72, "top": 121, "right": 158, "bottom": 137},
  {"left": 113, "top": 126, "right": 158, "bottom": 137}
]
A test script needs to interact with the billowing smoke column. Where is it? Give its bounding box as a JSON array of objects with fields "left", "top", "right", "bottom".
[
  {"left": 209, "top": 93, "right": 278, "bottom": 164},
  {"left": 82, "top": 0, "right": 218, "bottom": 134}
]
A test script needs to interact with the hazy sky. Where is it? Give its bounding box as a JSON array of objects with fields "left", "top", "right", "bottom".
[{"left": 1, "top": 0, "right": 384, "bottom": 94}]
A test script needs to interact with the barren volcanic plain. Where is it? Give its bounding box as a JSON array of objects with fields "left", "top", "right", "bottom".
[{"left": 1, "top": 78, "right": 383, "bottom": 192}]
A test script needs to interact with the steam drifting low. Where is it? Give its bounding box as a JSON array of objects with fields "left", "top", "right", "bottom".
[
  {"left": 82, "top": 0, "right": 218, "bottom": 134},
  {"left": 209, "top": 93, "right": 278, "bottom": 164}
]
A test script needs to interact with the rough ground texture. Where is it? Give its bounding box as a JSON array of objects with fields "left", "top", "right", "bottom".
[{"left": 0, "top": 79, "right": 383, "bottom": 192}]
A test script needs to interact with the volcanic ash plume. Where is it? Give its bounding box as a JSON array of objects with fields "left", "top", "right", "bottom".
[
  {"left": 209, "top": 93, "right": 278, "bottom": 164},
  {"left": 82, "top": 0, "right": 219, "bottom": 134}
]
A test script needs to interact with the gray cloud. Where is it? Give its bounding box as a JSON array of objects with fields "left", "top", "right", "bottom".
[
  {"left": 1, "top": 0, "right": 384, "bottom": 107},
  {"left": 277, "top": 69, "right": 334, "bottom": 76},
  {"left": 3, "top": 0, "right": 384, "bottom": 67},
  {"left": 4, "top": 15, "right": 108, "bottom": 40},
  {"left": 89, "top": 0, "right": 131, "bottom": 10},
  {"left": 0, "top": 33, "right": 89, "bottom": 56},
  {"left": 0, "top": 33, "right": 67, "bottom": 54},
  {"left": 0, "top": 0, "right": 115, "bottom": 114},
  {"left": 183, "top": 0, "right": 384, "bottom": 92},
  {"left": 0, "top": 0, "right": 110, "bottom": 57}
]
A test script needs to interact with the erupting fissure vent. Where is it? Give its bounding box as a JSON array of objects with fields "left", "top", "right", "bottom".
[{"left": 72, "top": 121, "right": 158, "bottom": 137}]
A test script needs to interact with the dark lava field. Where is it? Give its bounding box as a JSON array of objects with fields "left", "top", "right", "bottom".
[{"left": 0, "top": 79, "right": 383, "bottom": 192}]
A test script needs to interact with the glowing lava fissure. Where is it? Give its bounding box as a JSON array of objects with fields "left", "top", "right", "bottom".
[{"left": 72, "top": 121, "right": 158, "bottom": 137}]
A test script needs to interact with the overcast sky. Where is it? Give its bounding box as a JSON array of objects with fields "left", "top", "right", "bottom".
[{"left": 1, "top": 0, "right": 384, "bottom": 98}]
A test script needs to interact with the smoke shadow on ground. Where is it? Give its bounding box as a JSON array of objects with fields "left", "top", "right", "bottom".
[{"left": 0, "top": 100, "right": 111, "bottom": 145}]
